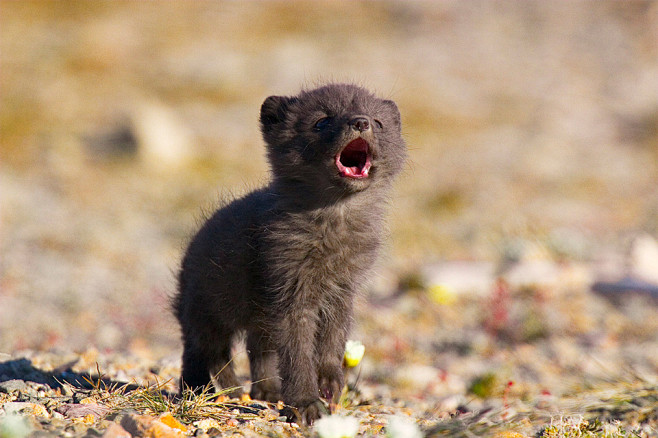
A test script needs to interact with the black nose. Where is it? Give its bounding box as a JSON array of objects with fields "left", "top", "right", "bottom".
[{"left": 350, "top": 117, "right": 370, "bottom": 132}]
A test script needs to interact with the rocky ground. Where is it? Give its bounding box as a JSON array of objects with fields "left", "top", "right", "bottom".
[
  {"left": 1, "top": 275, "right": 657, "bottom": 437},
  {"left": 2, "top": 2, "right": 658, "bottom": 437}
]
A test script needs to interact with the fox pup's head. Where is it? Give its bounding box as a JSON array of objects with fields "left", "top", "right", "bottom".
[{"left": 260, "top": 84, "right": 406, "bottom": 201}]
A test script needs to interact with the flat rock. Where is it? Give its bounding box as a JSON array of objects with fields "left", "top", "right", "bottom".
[
  {"left": 2, "top": 401, "right": 49, "bottom": 417},
  {"left": 56, "top": 403, "right": 110, "bottom": 419},
  {"left": 0, "top": 378, "right": 28, "bottom": 393}
]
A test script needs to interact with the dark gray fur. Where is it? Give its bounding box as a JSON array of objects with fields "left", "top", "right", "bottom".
[{"left": 172, "top": 83, "right": 406, "bottom": 424}]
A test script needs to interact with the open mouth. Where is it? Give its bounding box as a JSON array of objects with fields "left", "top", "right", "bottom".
[{"left": 335, "top": 138, "right": 372, "bottom": 179}]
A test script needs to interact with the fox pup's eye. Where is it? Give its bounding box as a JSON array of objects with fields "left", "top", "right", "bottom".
[
  {"left": 374, "top": 119, "right": 383, "bottom": 129},
  {"left": 314, "top": 117, "right": 332, "bottom": 130}
]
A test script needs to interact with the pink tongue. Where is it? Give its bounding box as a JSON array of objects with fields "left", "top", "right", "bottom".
[{"left": 343, "top": 163, "right": 369, "bottom": 177}]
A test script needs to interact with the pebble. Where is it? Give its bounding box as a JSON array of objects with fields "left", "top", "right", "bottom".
[
  {"left": 157, "top": 412, "right": 187, "bottom": 432},
  {"left": 0, "top": 379, "right": 28, "bottom": 393},
  {"left": 56, "top": 403, "right": 110, "bottom": 419},
  {"left": 3, "top": 402, "right": 50, "bottom": 417},
  {"left": 632, "top": 234, "right": 658, "bottom": 283},
  {"left": 194, "top": 418, "right": 222, "bottom": 431},
  {"left": 120, "top": 413, "right": 185, "bottom": 438},
  {"left": 101, "top": 423, "right": 131, "bottom": 438},
  {"left": 61, "top": 384, "right": 75, "bottom": 397},
  {"left": 65, "top": 422, "right": 89, "bottom": 435}
]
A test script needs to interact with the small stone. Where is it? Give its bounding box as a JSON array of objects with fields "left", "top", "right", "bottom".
[
  {"left": 102, "top": 423, "right": 131, "bottom": 438},
  {"left": 103, "top": 423, "right": 132, "bottom": 438},
  {"left": 43, "top": 398, "right": 59, "bottom": 413},
  {"left": 493, "top": 433, "right": 526, "bottom": 438},
  {"left": 32, "top": 404, "right": 50, "bottom": 418},
  {"left": 83, "top": 427, "right": 104, "bottom": 437},
  {"left": 60, "top": 384, "right": 75, "bottom": 397},
  {"left": 41, "top": 416, "right": 67, "bottom": 431},
  {"left": 82, "top": 414, "right": 97, "bottom": 424},
  {"left": 0, "top": 379, "right": 28, "bottom": 393},
  {"left": 56, "top": 403, "right": 110, "bottom": 419},
  {"left": 120, "top": 413, "right": 185, "bottom": 438},
  {"left": 104, "top": 409, "right": 137, "bottom": 426},
  {"left": 74, "top": 392, "right": 93, "bottom": 403},
  {"left": 632, "top": 234, "right": 658, "bottom": 283},
  {"left": 259, "top": 409, "right": 281, "bottom": 421},
  {"left": 133, "top": 101, "right": 194, "bottom": 170},
  {"left": 194, "top": 419, "right": 221, "bottom": 431},
  {"left": 3, "top": 402, "right": 50, "bottom": 418},
  {"left": 119, "top": 414, "right": 153, "bottom": 436},
  {"left": 158, "top": 412, "right": 186, "bottom": 432},
  {"left": 65, "top": 422, "right": 89, "bottom": 435}
]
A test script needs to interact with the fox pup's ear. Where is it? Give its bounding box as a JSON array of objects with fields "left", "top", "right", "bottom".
[
  {"left": 381, "top": 99, "right": 401, "bottom": 129},
  {"left": 260, "top": 95, "right": 297, "bottom": 128}
]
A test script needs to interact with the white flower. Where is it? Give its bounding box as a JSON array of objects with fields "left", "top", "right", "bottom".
[
  {"left": 314, "top": 415, "right": 359, "bottom": 438},
  {"left": 386, "top": 415, "right": 422, "bottom": 438},
  {"left": 343, "top": 340, "right": 365, "bottom": 368}
]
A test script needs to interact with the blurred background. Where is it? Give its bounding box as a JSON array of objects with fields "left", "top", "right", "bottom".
[{"left": 1, "top": 1, "right": 657, "bottom": 401}]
